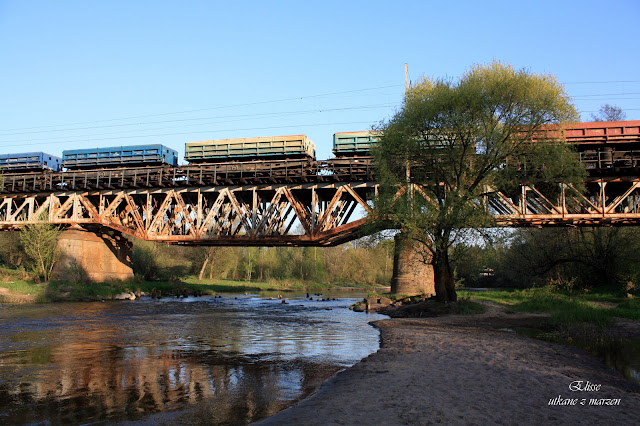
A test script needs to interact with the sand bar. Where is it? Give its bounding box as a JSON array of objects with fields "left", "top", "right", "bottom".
[{"left": 258, "top": 305, "right": 640, "bottom": 425}]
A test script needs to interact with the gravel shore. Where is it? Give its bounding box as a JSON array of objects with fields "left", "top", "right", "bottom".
[{"left": 258, "top": 305, "right": 640, "bottom": 425}]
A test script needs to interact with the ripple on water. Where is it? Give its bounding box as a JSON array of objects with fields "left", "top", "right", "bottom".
[{"left": 0, "top": 293, "right": 386, "bottom": 424}]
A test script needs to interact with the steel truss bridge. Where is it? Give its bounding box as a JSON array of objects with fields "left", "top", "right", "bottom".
[
  {"left": 2, "top": 118, "right": 640, "bottom": 245},
  {"left": 2, "top": 158, "right": 640, "bottom": 245}
]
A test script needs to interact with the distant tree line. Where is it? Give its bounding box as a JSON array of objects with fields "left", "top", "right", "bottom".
[
  {"left": 454, "top": 227, "right": 640, "bottom": 291},
  {"left": 130, "top": 236, "right": 394, "bottom": 286},
  {"left": 2, "top": 226, "right": 640, "bottom": 292}
]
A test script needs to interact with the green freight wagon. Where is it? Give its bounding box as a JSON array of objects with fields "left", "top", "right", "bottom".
[
  {"left": 185, "top": 135, "right": 316, "bottom": 163},
  {"left": 332, "top": 131, "right": 380, "bottom": 156}
]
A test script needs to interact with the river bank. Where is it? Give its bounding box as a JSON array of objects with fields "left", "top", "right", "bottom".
[
  {"left": 0, "top": 276, "right": 387, "bottom": 303},
  {"left": 258, "top": 304, "right": 640, "bottom": 425}
]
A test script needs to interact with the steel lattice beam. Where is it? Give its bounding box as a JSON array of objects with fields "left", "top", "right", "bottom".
[
  {"left": 0, "top": 183, "right": 376, "bottom": 246},
  {"left": 4, "top": 179, "right": 640, "bottom": 246}
]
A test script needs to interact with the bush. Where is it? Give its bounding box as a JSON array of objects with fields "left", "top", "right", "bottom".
[{"left": 132, "top": 244, "right": 158, "bottom": 281}]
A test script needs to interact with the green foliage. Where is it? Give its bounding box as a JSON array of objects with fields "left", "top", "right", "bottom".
[
  {"left": 511, "top": 291, "right": 613, "bottom": 327},
  {"left": 0, "top": 232, "right": 26, "bottom": 267},
  {"left": 453, "top": 227, "right": 640, "bottom": 291},
  {"left": 42, "top": 279, "right": 218, "bottom": 301},
  {"left": 459, "top": 287, "right": 640, "bottom": 328},
  {"left": 18, "top": 218, "right": 61, "bottom": 282},
  {"left": 132, "top": 242, "right": 159, "bottom": 281},
  {"left": 610, "top": 299, "right": 640, "bottom": 321},
  {"left": 500, "top": 227, "right": 640, "bottom": 289},
  {"left": 1, "top": 229, "right": 388, "bottom": 301},
  {"left": 371, "top": 61, "right": 582, "bottom": 302},
  {"left": 0, "top": 279, "right": 47, "bottom": 303},
  {"left": 454, "top": 297, "right": 487, "bottom": 315},
  {"left": 127, "top": 237, "right": 392, "bottom": 287}
]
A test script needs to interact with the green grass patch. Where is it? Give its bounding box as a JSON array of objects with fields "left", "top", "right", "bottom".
[
  {"left": 182, "top": 277, "right": 300, "bottom": 292},
  {"left": 1, "top": 274, "right": 382, "bottom": 304},
  {"left": 0, "top": 280, "right": 47, "bottom": 303},
  {"left": 458, "top": 289, "right": 529, "bottom": 305},
  {"left": 610, "top": 299, "right": 640, "bottom": 321},
  {"left": 182, "top": 276, "right": 377, "bottom": 293},
  {"left": 44, "top": 279, "right": 220, "bottom": 301},
  {"left": 459, "top": 287, "right": 640, "bottom": 329},
  {"left": 455, "top": 298, "right": 487, "bottom": 315}
]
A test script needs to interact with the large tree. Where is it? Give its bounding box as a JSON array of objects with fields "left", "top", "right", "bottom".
[
  {"left": 590, "top": 104, "right": 626, "bottom": 122},
  {"left": 19, "top": 219, "right": 61, "bottom": 282},
  {"left": 371, "top": 62, "right": 584, "bottom": 302}
]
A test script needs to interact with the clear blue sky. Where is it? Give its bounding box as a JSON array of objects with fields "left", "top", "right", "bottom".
[{"left": 1, "top": 0, "right": 638, "bottom": 161}]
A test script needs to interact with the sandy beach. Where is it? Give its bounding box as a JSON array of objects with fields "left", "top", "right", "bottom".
[{"left": 258, "top": 304, "right": 640, "bottom": 425}]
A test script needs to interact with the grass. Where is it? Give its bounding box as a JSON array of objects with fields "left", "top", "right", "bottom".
[
  {"left": 182, "top": 276, "right": 380, "bottom": 293},
  {"left": 609, "top": 299, "right": 640, "bottom": 321},
  {"left": 458, "top": 287, "right": 640, "bottom": 365},
  {"left": 459, "top": 287, "right": 640, "bottom": 330},
  {"left": 0, "top": 274, "right": 381, "bottom": 303},
  {"left": 43, "top": 279, "right": 226, "bottom": 301},
  {"left": 0, "top": 280, "right": 48, "bottom": 303}
]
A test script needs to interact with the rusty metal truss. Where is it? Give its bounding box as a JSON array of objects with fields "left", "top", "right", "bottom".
[
  {"left": 486, "top": 178, "right": 640, "bottom": 227},
  {"left": 3, "top": 178, "right": 640, "bottom": 246},
  {"left": 0, "top": 183, "right": 375, "bottom": 246}
]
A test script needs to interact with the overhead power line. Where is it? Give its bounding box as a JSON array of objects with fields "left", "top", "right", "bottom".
[
  {"left": 0, "top": 85, "right": 403, "bottom": 133},
  {"left": 0, "top": 103, "right": 396, "bottom": 138},
  {"left": 0, "top": 121, "right": 375, "bottom": 149},
  {"left": 572, "top": 92, "right": 640, "bottom": 98},
  {"left": 565, "top": 80, "right": 640, "bottom": 85},
  {"left": 0, "top": 79, "right": 637, "bottom": 141}
]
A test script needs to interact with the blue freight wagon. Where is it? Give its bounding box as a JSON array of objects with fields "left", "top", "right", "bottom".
[
  {"left": 0, "top": 152, "right": 62, "bottom": 172},
  {"left": 333, "top": 131, "right": 380, "bottom": 156},
  {"left": 62, "top": 144, "right": 178, "bottom": 169}
]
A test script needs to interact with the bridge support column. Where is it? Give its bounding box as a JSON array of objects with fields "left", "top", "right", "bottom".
[
  {"left": 53, "top": 229, "right": 134, "bottom": 282},
  {"left": 391, "top": 233, "right": 435, "bottom": 296}
]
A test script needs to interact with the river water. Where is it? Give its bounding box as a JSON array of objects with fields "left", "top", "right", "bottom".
[{"left": 0, "top": 291, "right": 386, "bottom": 425}]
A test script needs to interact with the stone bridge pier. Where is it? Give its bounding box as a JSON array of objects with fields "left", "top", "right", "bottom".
[
  {"left": 53, "top": 228, "right": 134, "bottom": 282},
  {"left": 390, "top": 233, "right": 435, "bottom": 296}
]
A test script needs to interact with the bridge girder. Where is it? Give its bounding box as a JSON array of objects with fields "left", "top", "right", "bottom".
[
  {"left": 0, "top": 183, "right": 375, "bottom": 246},
  {"left": 3, "top": 179, "right": 640, "bottom": 246}
]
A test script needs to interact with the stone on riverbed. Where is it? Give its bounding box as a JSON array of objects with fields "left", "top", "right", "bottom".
[{"left": 114, "top": 291, "right": 136, "bottom": 300}]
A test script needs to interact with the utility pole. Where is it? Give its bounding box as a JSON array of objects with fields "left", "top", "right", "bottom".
[
  {"left": 404, "top": 63, "right": 409, "bottom": 92},
  {"left": 404, "top": 63, "right": 412, "bottom": 210}
]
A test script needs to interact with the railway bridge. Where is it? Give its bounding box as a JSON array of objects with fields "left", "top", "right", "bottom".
[{"left": 2, "top": 121, "right": 640, "bottom": 292}]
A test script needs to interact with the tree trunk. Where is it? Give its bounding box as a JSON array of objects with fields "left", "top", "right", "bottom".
[
  {"left": 198, "top": 256, "right": 210, "bottom": 281},
  {"left": 432, "top": 246, "right": 457, "bottom": 302},
  {"left": 199, "top": 247, "right": 214, "bottom": 281},
  {"left": 209, "top": 253, "right": 214, "bottom": 280}
]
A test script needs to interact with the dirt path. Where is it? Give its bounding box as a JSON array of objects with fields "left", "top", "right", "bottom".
[{"left": 257, "top": 304, "right": 640, "bottom": 425}]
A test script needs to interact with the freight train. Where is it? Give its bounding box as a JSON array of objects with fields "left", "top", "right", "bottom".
[
  {"left": 62, "top": 144, "right": 178, "bottom": 169},
  {"left": 0, "top": 152, "right": 62, "bottom": 172},
  {"left": 0, "top": 121, "right": 638, "bottom": 185}
]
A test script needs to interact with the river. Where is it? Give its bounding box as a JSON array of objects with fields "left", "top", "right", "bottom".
[{"left": 0, "top": 291, "right": 386, "bottom": 425}]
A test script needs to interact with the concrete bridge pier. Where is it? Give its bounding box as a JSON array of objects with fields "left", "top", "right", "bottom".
[
  {"left": 390, "top": 233, "right": 435, "bottom": 296},
  {"left": 53, "top": 228, "right": 134, "bottom": 282}
]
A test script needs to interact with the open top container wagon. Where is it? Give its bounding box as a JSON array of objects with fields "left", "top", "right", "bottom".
[
  {"left": 62, "top": 144, "right": 178, "bottom": 169},
  {"left": 332, "top": 131, "right": 380, "bottom": 156},
  {"left": 185, "top": 135, "right": 316, "bottom": 163},
  {"left": 0, "top": 152, "right": 62, "bottom": 172}
]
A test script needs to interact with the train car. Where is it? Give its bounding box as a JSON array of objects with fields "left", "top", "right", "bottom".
[
  {"left": 0, "top": 152, "right": 62, "bottom": 172},
  {"left": 532, "top": 120, "right": 640, "bottom": 169},
  {"left": 332, "top": 131, "right": 380, "bottom": 156},
  {"left": 185, "top": 135, "right": 316, "bottom": 163},
  {"left": 62, "top": 144, "right": 178, "bottom": 169}
]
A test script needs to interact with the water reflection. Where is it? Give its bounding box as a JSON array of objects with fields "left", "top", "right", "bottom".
[
  {"left": 515, "top": 327, "right": 640, "bottom": 385},
  {"left": 0, "top": 294, "right": 385, "bottom": 424}
]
